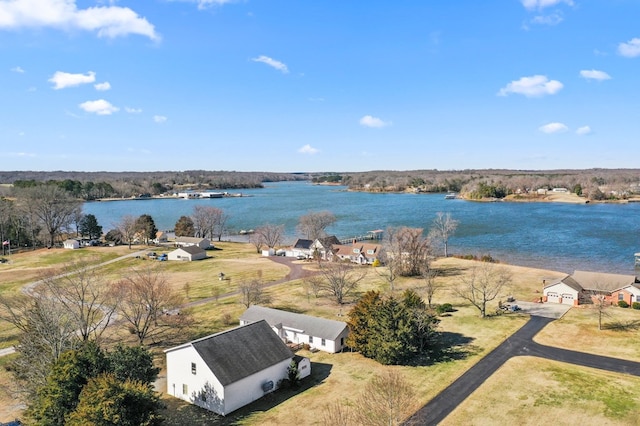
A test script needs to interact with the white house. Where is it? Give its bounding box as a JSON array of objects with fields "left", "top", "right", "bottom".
[
  {"left": 240, "top": 305, "right": 350, "bottom": 353},
  {"left": 154, "top": 231, "right": 168, "bottom": 244},
  {"left": 165, "top": 320, "right": 299, "bottom": 416},
  {"left": 175, "top": 236, "right": 212, "bottom": 250},
  {"left": 168, "top": 246, "right": 207, "bottom": 261},
  {"left": 63, "top": 239, "right": 80, "bottom": 250},
  {"left": 290, "top": 239, "right": 313, "bottom": 258}
]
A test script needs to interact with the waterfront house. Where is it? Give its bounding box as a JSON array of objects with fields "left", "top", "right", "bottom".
[
  {"left": 290, "top": 239, "right": 313, "bottom": 258},
  {"left": 543, "top": 270, "right": 640, "bottom": 306},
  {"left": 168, "top": 246, "right": 206, "bottom": 261},
  {"left": 329, "top": 241, "right": 382, "bottom": 265},
  {"left": 310, "top": 236, "right": 341, "bottom": 260},
  {"left": 239, "top": 305, "right": 349, "bottom": 353},
  {"left": 165, "top": 320, "right": 299, "bottom": 416}
]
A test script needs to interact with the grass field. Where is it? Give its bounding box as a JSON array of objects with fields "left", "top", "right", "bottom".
[{"left": 1, "top": 245, "right": 639, "bottom": 424}]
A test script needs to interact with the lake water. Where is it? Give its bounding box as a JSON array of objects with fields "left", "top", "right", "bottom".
[{"left": 83, "top": 181, "right": 640, "bottom": 275}]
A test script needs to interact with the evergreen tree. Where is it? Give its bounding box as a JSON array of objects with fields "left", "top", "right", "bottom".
[
  {"left": 174, "top": 215, "right": 195, "bottom": 237},
  {"left": 78, "top": 214, "right": 103, "bottom": 240},
  {"left": 135, "top": 214, "right": 158, "bottom": 245},
  {"left": 67, "top": 374, "right": 163, "bottom": 426}
]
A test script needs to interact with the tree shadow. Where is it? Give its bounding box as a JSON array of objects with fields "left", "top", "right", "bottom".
[
  {"left": 403, "top": 332, "right": 476, "bottom": 366},
  {"left": 603, "top": 319, "right": 640, "bottom": 331},
  {"left": 431, "top": 266, "right": 466, "bottom": 278}
]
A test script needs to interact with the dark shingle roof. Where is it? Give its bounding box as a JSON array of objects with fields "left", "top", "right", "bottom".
[
  {"left": 240, "top": 306, "right": 348, "bottom": 341},
  {"left": 293, "top": 239, "right": 313, "bottom": 249},
  {"left": 175, "top": 246, "right": 205, "bottom": 255},
  {"left": 190, "top": 320, "right": 292, "bottom": 386}
]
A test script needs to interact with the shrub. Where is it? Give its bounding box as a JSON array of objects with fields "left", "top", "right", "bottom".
[
  {"left": 436, "top": 303, "right": 454, "bottom": 315},
  {"left": 618, "top": 300, "right": 630, "bottom": 308},
  {"left": 632, "top": 302, "right": 640, "bottom": 310}
]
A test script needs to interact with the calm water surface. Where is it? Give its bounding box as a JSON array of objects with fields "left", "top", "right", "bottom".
[{"left": 83, "top": 181, "right": 640, "bottom": 275}]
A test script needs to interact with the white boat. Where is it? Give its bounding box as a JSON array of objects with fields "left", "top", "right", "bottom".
[{"left": 444, "top": 193, "right": 457, "bottom": 199}]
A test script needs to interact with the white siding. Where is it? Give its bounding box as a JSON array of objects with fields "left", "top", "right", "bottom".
[
  {"left": 544, "top": 282, "right": 579, "bottom": 304},
  {"left": 223, "top": 358, "right": 291, "bottom": 415},
  {"left": 165, "top": 346, "right": 226, "bottom": 414}
]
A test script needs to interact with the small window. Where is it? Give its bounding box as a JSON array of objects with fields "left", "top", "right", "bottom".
[
  {"left": 191, "top": 362, "right": 196, "bottom": 375},
  {"left": 340, "top": 337, "right": 344, "bottom": 346},
  {"left": 619, "top": 293, "right": 624, "bottom": 301},
  {"left": 367, "top": 250, "right": 374, "bottom": 255},
  {"left": 321, "top": 338, "right": 326, "bottom": 346},
  {"left": 636, "top": 295, "right": 640, "bottom": 303},
  {"left": 182, "top": 384, "right": 188, "bottom": 395},
  {"left": 309, "top": 336, "right": 313, "bottom": 344}
]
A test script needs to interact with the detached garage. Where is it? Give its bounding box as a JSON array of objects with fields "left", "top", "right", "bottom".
[{"left": 168, "top": 246, "right": 206, "bottom": 261}]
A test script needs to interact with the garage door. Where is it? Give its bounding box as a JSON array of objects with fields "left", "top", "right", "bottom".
[
  {"left": 561, "top": 293, "right": 574, "bottom": 305},
  {"left": 546, "top": 292, "right": 560, "bottom": 303}
]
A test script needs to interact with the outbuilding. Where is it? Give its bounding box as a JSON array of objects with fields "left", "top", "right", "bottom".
[
  {"left": 168, "top": 246, "right": 206, "bottom": 261},
  {"left": 63, "top": 239, "right": 80, "bottom": 250}
]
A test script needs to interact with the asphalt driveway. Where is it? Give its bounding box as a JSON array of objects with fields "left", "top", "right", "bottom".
[{"left": 406, "top": 314, "right": 640, "bottom": 425}]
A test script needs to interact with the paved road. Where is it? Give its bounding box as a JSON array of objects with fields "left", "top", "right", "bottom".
[{"left": 406, "top": 315, "right": 640, "bottom": 425}]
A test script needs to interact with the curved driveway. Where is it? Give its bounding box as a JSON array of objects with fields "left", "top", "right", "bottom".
[{"left": 407, "top": 315, "right": 640, "bottom": 425}]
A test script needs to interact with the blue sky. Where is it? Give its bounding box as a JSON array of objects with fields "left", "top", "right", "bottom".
[{"left": 2, "top": 0, "right": 640, "bottom": 172}]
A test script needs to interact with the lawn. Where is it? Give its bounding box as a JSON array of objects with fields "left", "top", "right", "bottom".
[
  {"left": 442, "top": 356, "right": 640, "bottom": 426},
  {"left": 0, "top": 247, "right": 637, "bottom": 424}
]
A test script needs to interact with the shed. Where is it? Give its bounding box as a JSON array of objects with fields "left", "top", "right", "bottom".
[
  {"left": 175, "top": 237, "right": 212, "bottom": 250},
  {"left": 63, "top": 239, "right": 80, "bottom": 250}
]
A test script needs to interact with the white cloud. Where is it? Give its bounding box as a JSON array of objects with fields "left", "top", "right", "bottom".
[
  {"left": 539, "top": 122, "right": 568, "bottom": 134},
  {"left": 521, "top": 0, "right": 573, "bottom": 11},
  {"left": 298, "top": 144, "right": 319, "bottom": 155},
  {"left": 0, "top": 0, "right": 159, "bottom": 41},
  {"left": 11, "top": 66, "right": 24, "bottom": 73},
  {"left": 153, "top": 115, "right": 167, "bottom": 123},
  {"left": 49, "top": 71, "right": 95, "bottom": 89},
  {"left": 579, "top": 69, "right": 611, "bottom": 81},
  {"left": 359, "top": 115, "right": 391, "bottom": 128},
  {"left": 576, "top": 125, "right": 592, "bottom": 135},
  {"left": 618, "top": 38, "right": 640, "bottom": 58},
  {"left": 79, "top": 99, "right": 118, "bottom": 115},
  {"left": 252, "top": 55, "right": 289, "bottom": 73},
  {"left": 530, "top": 13, "right": 563, "bottom": 26},
  {"left": 169, "top": 0, "right": 233, "bottom": 10},
  {"left": 497, "top": 75, "right": 563, "bottom": 97},
  {"left": 94, "top": 81, "right": 111, "bottom": 91},
  {"left": 125, "top": 107, "right": 142, "bottom": 113}
]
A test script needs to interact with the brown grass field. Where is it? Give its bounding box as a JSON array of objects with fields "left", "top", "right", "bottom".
[{"left": 1, "top": 244, "right": 640, "bottom": 424}]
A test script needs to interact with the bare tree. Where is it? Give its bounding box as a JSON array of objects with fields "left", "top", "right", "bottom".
[
  {"left": 114, "top": 267, "right": 189, "bottom": 345},
  {"left": 353, "top": 370, "right": 417, "bottom": 426},
  {"left": 15, "top": 185, "right": 82, "bottom": 247},
  {"left": 239, "top": 278, "right": 270, "bottom": 308},
  {"left": 248, "top": 232, "right": 264, "bottom": 254},
  {"left": 192, "top": 205, "right": 228, "bottom": 242},
  {"left": 420, "top": 267, "right": 440, "bottom": 308},
  {"left": 428, "top": 212, "right": 458, "bottom": 257},
  {"left": 377, "top": 247, "right": 400, "bottom": 292},
  {"left": 0, "top": 292, "right": 80, "bottom": 398},
  {"left": 310, "top": 261, "right": 366, "bottom": 304},
  {"left": 455, "top": 263, "right": 511, "bottom": 318},
  {"left": 255, "top": 223, "right": 284, "bottom": 249},
  {"left": 297, "top": 211, "right": 336, "bottom": 240},
  {"left": 39, "top": 260, "right": 117, "bottom": 342},
  {"left": 321, "top": 401, "right": 353, "bottom": 426},
  {"left": 384, "top": 226, "right": 431, "bottom": 277},
  {"left": 116, "top": 215, "right": 138, "bottom": 249}
]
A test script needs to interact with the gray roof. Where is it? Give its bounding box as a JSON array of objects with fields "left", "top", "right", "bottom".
[
  {"left": 173, "top": 246, "right": 205, "bottom": 255},
  {"left": 571, "top": 270, "right": 638, "bottom": 292},
  {"left": 188, "top": 320, "right": 292, "bottom": 386},
  {"left": 545, "top": 270, "right": 638, "bottom": 293},
  {"left": 240, "top": 305, "right": 348, "bottom": 341},
  {"left": 176, "top": 236, "right": 209, "bottom": 244}
]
